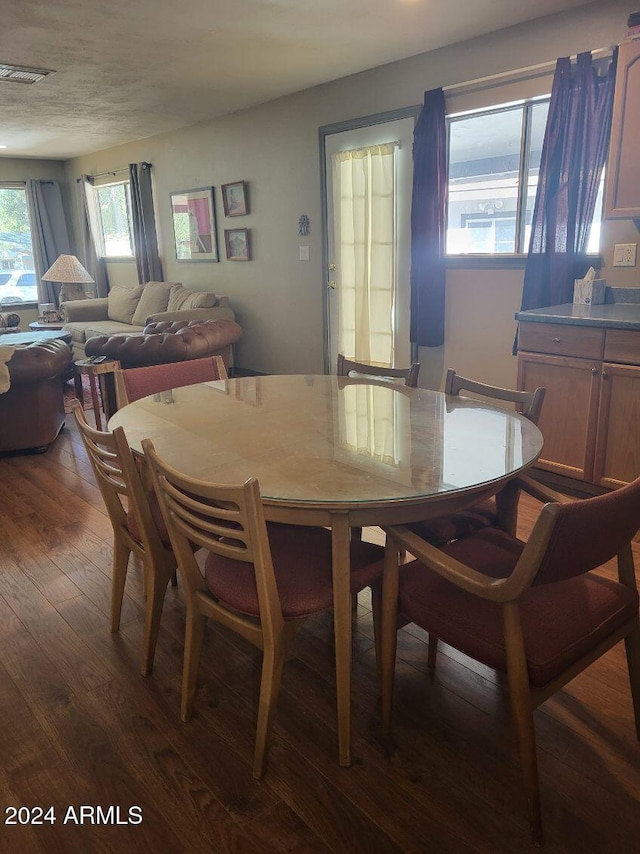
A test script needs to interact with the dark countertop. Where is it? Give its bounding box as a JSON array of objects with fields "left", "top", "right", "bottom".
[{"left": 515, "top": 303, "right": 640, "bottom": 330}]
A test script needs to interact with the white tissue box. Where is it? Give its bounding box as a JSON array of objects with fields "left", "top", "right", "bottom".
[{"left": 573, "top": 278, "right": 606, "bottom": 305}]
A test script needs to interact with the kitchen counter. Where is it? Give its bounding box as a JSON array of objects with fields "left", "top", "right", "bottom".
[{"left": 516, "top": 302, "right": 640, "bottom": 330}]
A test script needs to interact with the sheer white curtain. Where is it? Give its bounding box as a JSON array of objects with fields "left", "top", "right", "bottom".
[
  {"left": 332, "top": 142, "right": 398, "bottom": 462},
  {"left": 332, "top": 141, "right": 397, "bottom": 365}
]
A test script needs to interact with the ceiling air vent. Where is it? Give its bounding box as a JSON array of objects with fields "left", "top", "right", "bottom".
[{"left": 0, "top": 63, "right": 54, "bottom": 84}]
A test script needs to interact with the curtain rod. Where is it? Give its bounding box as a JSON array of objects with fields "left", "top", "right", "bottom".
[
  {"left": 85, "top": 167, "right": 129, "bottom": 180},
  {"left": 443, "top": 46, "right": 614, "bottom": 97}
]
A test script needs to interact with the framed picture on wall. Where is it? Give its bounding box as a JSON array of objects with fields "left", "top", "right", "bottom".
[
  {"left": 170, "top": 187, "right": 219, "bottom": 261},
  {"left": 221, "top": 181, "right": 248, "bottom": 217},
  {"left": 224, "top": 227, "right": 250, "bottom": 261}
]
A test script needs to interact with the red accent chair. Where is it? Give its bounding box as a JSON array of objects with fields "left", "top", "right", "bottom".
[{"left": 380, "top": 475, "right": 640, "bottom": 845}]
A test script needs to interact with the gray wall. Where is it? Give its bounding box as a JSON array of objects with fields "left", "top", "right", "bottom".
[{"left": 59, "top": 0, "right": 638, "bottom": 383}]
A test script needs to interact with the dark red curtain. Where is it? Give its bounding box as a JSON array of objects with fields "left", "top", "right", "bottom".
[
  {"left": 410, "top": 88, "right": 447, "bottom": 347},
  {"left": 519, "top": 50, "right": 618, "bottom": 315}
]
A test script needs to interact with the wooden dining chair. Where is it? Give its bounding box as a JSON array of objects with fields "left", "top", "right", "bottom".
[
  {"left": 337, "top": 352, "right": 420, "bottom": 552},
  {"left": 72, "top": 401, "right": 177, "bottom": 676},
  {"left": 404, "top": 369, "right": 546, "bottom": 667},
  {"left": 115, "top": 355, "right": 227, "bottom": 408},
  {"left": 142, "top": 438, "right": 384, "bottom": 779},
  {"left": 380, "top": 474, "right": 640, "bottom": 845},
  {"left": 410, "top": 369, "right": 546, "bottom": 546},
  {"left": 336, "top": 353, "right": 420, "bottom": 388}
]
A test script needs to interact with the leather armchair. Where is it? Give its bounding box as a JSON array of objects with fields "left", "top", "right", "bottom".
[
  {"left": 0, "top": 339, "right": 73, "bottom": 452},
  {"left": 84, "top": 318, "right": 242, "bottom": 371}
]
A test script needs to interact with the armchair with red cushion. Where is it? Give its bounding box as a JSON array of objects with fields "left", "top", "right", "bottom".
[{"left": 380, "top": 474, "right": 640, "bottom": 845}]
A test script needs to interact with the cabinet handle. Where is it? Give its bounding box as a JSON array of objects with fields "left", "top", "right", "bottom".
[
  {"left": 591, "top": 367, "right": 598, "bottom": 375},
  {"left": 551, "top": 337, "right": 561, "bottom": 343}
]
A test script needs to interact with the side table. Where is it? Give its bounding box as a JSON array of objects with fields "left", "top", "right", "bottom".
[
  {"left": 29, "top": 321, "right": 66, "bottom": 331},
  {"left": 74, "top": 359, "right": 120, "bottom": 432}
]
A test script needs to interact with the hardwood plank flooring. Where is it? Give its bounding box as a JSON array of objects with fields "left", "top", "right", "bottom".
[{"left": 0, "top": 416, "right": 639, "bottom": 852}]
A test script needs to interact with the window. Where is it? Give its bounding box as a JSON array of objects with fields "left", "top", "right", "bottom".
[
  {"left": 0, "top": 184, "right": 37, "bottom": 304},
  {"left": 446, "top": 99, "right": 603, "bottom": 256},
  {"left": 94, "top": 180, "right": 134, "bottom": 257}
]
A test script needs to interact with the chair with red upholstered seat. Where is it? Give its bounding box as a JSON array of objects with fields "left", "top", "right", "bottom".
[
  {"left": 380, "top": 475, "right": 640, "bottom": 845},
  {"left": 409, "top": 369, "right": 546, "bottom": 546},
  {"left": 115, "top": 354, "right": 227, "bottom": 408},
  {"left": 72, "top": 402, "right": 177, "bottom": 676},
  {"left": 143, "top": 437, "right": 384, "bottom": 779},
  {"left": 336, "top": 352, "right": 420, "bottom": 387}
]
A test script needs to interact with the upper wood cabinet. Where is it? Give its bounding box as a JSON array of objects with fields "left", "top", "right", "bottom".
[{"left": 604, "top": 39, "right": 640, "bottom": 219}]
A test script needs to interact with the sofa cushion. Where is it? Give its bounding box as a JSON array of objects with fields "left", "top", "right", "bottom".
[
  {"left": 108, "top": 286, "right": 144, "bottom": 324},
  {"left": 168, "top": 284, "right": 217, "bottom": 312},
  {"left": 65, "top": 320, "right": 145, "bottom": 344},
  {"left": 131, "top": 280, "right": 179, "bottom": 326},
  {"left": 85, "top": 322, "right": 146, "bottom": 340}
]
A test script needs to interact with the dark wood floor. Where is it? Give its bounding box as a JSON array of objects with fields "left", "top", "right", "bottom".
[{"left": 1, "top": 413, "right": 640, "bottom": 853}]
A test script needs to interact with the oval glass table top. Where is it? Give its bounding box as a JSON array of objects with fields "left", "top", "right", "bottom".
[{"left": 108, "top": 374, "right": 544, "bottom": 507}]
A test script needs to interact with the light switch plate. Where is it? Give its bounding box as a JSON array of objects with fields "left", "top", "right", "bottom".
[
  {"left": 299, "top": 245, "right": 310, "bottom": 261},
  {"left": 613, "top": 243, "right": 637, "bottom": 267}
]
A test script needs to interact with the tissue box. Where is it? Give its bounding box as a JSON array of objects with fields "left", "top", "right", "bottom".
[{"left": 573, "top": 278, "right": 606, "bottom": 305}]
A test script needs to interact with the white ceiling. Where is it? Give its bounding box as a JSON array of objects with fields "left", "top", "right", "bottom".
[{"left": 0, "top": 0, "right": 592, "bottom": 161}]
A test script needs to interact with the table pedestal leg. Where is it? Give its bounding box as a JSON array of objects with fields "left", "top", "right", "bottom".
[
  {"left": 331, "top": 512, "right": 352, "bottom": 767},
  {"left": 88, "top": 373, "right": 103, "bottom": 431}
]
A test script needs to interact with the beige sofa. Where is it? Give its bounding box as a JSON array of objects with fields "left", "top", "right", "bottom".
[{"left": 61, "top": 280, "right": 236, "bottom": 360}]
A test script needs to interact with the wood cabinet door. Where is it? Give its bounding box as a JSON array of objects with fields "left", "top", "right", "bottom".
[
  {"left": 593, "top": 362, "right": 640, "bottom": 488},
  {"left": 517, "top": 352, "right": 601, "bottom": 480},
  {"left": 604, "top": 39, "right": 640, "bottom": 219}
]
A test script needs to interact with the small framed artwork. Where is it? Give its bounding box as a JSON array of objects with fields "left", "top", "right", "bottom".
[
  {"left": 170, "top": 187, "right": 218, "bottom": 262},
  {"left": 221, "top": 181, "right": 248, "bottom": 217},
  {"left": 225, "top": 228, "right": 251, "bottom": 261}
]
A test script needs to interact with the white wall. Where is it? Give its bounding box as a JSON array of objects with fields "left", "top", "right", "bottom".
[{"left": 63, "top": 0, "right": 638, "bottom": 383}]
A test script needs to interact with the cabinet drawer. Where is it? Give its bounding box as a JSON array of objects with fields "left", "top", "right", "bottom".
[
  {"left": 518, "top": 323, "right": 604, "bottom": 358},
  {"left": 604, "top": 328, "right": 640, "bottom": 365}
]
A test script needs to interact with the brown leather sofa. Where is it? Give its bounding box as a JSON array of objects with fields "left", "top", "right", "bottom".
[
  {"left": 84, "top": 318, "right": 242, "bottom": 371},
  {"left": 0, "top": 339, "right": 73, "bottom": 453}
]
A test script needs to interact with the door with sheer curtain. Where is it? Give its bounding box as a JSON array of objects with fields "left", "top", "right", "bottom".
[{"left": 324, "top": 118, "right": 413, "bottom": 374}]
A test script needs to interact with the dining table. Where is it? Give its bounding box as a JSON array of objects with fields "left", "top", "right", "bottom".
[{"left": 109, "top": 373, "right": 544, "bottom": 766}]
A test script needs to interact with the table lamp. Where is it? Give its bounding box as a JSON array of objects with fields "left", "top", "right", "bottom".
[{"left": 41, "top": 254, "right": 94, "bottom": 303}]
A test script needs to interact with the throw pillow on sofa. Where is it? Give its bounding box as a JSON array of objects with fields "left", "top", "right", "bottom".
[
  {"left": 107, "top": 285, "right": 144, "bottom": 324},
  {"left": 167, "top": 284, "right": 218, "bottom": 312},
  {"left": 131, "top": 280, "right": 179, "bottom": 326}
]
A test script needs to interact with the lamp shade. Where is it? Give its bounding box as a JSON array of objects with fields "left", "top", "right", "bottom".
[{"left": 41, "top": 254, "right": 94, "bottom": 283}]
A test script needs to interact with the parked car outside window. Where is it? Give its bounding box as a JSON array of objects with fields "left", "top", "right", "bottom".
[{"left": 0, "top": 270, "right": 37, "bottom": 305}]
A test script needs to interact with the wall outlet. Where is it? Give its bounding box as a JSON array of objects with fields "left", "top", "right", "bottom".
[
  {"left": 613, "top": 243, "right": 637, "bottom": 267},
  {"left": 299, "top": 245, "right": 310, "bottom": 261}
]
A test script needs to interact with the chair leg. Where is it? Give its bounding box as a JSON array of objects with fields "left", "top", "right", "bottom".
[
  {"left": 253, "top": 636, "right": 287, "bottom": 780},
  {"left": 504, "top": 603, "right": 542, "bottom": 847},
  {"left": 427, "top": 635, "right": 439, "bottom": 669},
  {"left": 141, "top": 562, "right": 172, "bottom": 677},
  {"left": 624, "top": 619, "right": 640, "bottom": 740},
  {"left": 380, "top": 539, "right": 400, "bottom": 736},
  {"left": 110, "top": 538, "right": 130, "bottom": 633},
  {"left": 370, "top": 583, "right": 382, "bottom": 680},
  {"left": 181, "top": 608, "right": 207, "bottom": 722}
]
